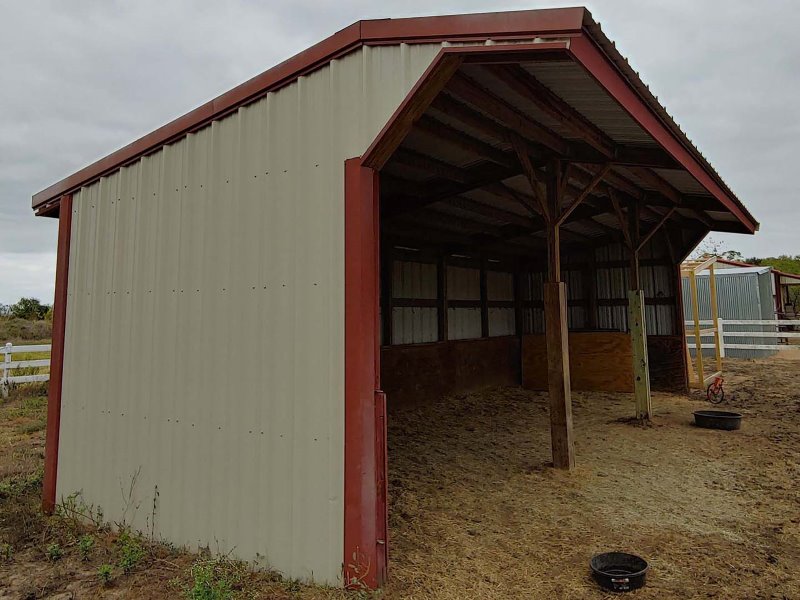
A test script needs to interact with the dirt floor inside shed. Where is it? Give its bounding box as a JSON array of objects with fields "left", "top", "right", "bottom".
[{"left": 385, "top": 354, "right": 800, "bottom": 599}]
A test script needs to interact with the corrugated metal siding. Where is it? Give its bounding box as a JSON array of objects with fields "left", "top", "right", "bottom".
[
  {"left": 391, "top": 260, "right": 438, "bottom": 344},
  {"left": 59, "top": 42, "right": 450, "bottom": 585},
  {"left": 682, "top": 270, "right": 777, "bottom": 359}
]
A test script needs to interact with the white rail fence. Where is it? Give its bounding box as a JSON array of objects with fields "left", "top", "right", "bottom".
[
  {"left": 1, "top": 342, "right": 51, "bottom": 398},
  {"left": 685, "top": 319, "right": 800, "bottom": 355}
]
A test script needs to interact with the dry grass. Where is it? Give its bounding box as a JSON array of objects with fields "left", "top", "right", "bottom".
[
  {"left": 2, "top": 355, "right": 799, "bottom": 598},
  {"left": 384, "top": 355, "right": 800, "bottom": 599}
]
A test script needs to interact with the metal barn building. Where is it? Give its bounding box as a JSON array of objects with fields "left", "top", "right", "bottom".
[
  {"left": 34, "top": 8, "right": 758, "bottom": 587},
  {"left": 683, "top": 260, "right": 800, "bottom": 358}
]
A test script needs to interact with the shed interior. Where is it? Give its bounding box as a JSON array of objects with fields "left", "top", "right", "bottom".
[{"left": 374, "top": 55, "right": 745, "bottom": 409}]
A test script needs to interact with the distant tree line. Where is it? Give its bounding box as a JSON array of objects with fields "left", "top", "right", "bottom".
[{"left": 0, "top": 298, "right": 52, "bottom": 321}]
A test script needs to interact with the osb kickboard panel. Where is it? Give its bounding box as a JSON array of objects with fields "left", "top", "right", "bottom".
[
  {"left": 648, "top": 335, "right": 687, "bottom": 392},
  {"left": 522, "top": 332, "right": 634, "bottom": 392},
  {"left": 381, "top": 336, "right": 520, "bottom": 409}
]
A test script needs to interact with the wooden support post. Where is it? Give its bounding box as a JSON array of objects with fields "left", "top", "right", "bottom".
[
  {"left": 437, "top": 252, "right": 448, "bottom": 342},
  {"left": 512, "top": 143, "right": 575, "bottom": 469},
  {"left": 544, "top": 161, "right": 574, "bottom": 469},
  {"left": 625, "top": 199, "right": 652, "bottom": 419},
  {"left": 544, "top": 282, "right": 575, "bottom": 469},
  {"left": 628, "top": 289, "right": 652, "bottom": 419},
  {"left": 708, "top": 261, "right": 723, "bottom": 373},
  {"left": 688, "top": 271, "right": 705, "bottom": 387}
]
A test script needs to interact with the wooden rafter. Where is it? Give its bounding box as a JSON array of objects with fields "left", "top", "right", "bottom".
[
  {"left": 627, "top": 166, "right": 682, "bottom": 204},
  {"left": 557, "top": 164, "right": 611, "bottom": 226},
  {"left": 414, "top": 115, "right": 516, "bottom": 169},
  {"left": 636, "top": 207, "right": 675, "bottom": 252},
  {"left": 391, "top": 148, "right": 470, "bottom": 183},
  {"left": 509, "top": 134, "right": 550, "bottom": 221},
  {"left": 493, "top": 65, "right": 616, "bottom": 157},
  {"left": 608, "top": 189, "right": 633, "bottom": 249},
  {"left": 447, "top": 73, "right": 569, "bottom": 155}
]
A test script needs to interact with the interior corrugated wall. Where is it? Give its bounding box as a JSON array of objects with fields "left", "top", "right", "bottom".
[{"left": 58, "top": 42, "right": 449, "bottom": 584}]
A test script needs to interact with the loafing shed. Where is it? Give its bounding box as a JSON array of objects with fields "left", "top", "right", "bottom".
[{"left": 34, "top": 8, "right": 758, "bottom": 588}]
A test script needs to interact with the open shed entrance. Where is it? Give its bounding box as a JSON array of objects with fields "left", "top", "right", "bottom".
[{"left": 343, "top": 42, "right": 753, "bottom": 588}]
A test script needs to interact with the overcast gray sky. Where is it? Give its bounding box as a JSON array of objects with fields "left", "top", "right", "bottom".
[{"left": 1, "top": 0, "right": 797, "bottom": 305}]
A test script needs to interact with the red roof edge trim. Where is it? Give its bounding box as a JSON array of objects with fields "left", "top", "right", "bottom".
[
  {"left": 32, "top": 8, "right": 589, "bottom": 213},
  {"left": 567, "top": 35, "right": 757, "bottom": 234}
]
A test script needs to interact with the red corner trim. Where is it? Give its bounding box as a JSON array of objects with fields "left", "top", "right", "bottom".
[
  {"left": 343, "top": 158, "right": 384, "bottom": 588},
  {"left": 43, "top": 194, "right": 73, "bottom": 513}
]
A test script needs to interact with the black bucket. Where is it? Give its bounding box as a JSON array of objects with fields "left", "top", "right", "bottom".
[
  {"left": 693, "top": 410, "right": 742, "bottom": 431},
  {"left": 590, "top": 552, "right": 648, "bottom": 592}
]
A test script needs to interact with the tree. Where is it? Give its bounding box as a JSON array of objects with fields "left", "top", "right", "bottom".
[
  {"left": 690, "top": 236, "right": 745, "bottom": 262},
  {"left": 9, "top": 297, "right": 50, "bottom": 320}
]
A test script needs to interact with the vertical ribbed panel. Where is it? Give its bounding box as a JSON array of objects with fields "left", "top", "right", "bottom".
[
  {"left": 682, "top": 270, "right": 777, "bottom": 359},
  {"left": 447, "top": 266, "right": 481, "bottom": 300},
  {"left": 59, "top": 42, "right": 449, "bottom": 584}
]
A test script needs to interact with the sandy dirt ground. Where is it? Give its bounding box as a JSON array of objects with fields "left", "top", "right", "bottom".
[
  {"left": 1, "top": 355, "right": 799, "bottom": 599},
  {"left": 384, "top": 354, "right": 800, "bottom": 599}
]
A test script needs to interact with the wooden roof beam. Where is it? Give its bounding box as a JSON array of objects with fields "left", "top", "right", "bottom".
[
  {"left": 492, "top": 64, "right": 616, "bottom": 158},
  {"left": 391, "top": 148, "right": 471, "bottom": 183},
  {"left": 627, "top": 166, "right": 682, "bottom": 204},
  {"left": 381, "top": 162, "right": 522, "bottom": 219},
  {"left": 413, "top": 115, "right": 516, "bottom": 169},
  {"left": 447, "top": 72, "right": 570, "bottom": 155}
]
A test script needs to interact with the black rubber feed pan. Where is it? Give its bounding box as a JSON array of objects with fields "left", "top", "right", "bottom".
[
  {"left": 693, "top": 410, "right": 742, "bottom": 431},
  {"left": 590, "top": 552, "right": 648, "bottom": 592}
]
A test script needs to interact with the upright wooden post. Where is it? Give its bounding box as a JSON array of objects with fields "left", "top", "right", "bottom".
[
  {"left": 544, "top": 161, "right": 575, "bottom": 470},
  {"left": 688, "top": 271, "right": 705, "bottom": 387},
  {"left": 628, "top": 290, "right": 651, "bottom": 419},
  {"left": 708, "top": 262, "right": 723, "bottom": 373},
  {"left": 627, "top": 201, "right": 651, "bottom": 419},
  {"left": 544, "top": 282, "right": 574, "bottom": 468}
]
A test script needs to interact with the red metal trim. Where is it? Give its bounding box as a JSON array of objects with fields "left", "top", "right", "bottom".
[
  {"left": 42, "top": 194, "right": 73, "bottom": 513},
  {"left": 343, "top": 159, "right": 385, "bottom": 588},
  {"left": 567, "top": 36, "right": 757, "bottom": 234},
  {"left": 360, "top": 7, "right": 584, "bottom": 41},
  {"left": 32, "top": 9, "right": 587, "bottom": 212}
]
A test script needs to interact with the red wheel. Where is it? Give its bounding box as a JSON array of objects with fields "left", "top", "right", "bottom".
[{"left": 706, "top": 383, "right": 725, "bottom": 404}]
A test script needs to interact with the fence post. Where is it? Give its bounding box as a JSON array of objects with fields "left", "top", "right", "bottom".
[
  {"left": 1, "top": 343, "right": 10, "bottom": 399},
  {"left": 717, "top": 319, "right": 725, "bottom": 359}
]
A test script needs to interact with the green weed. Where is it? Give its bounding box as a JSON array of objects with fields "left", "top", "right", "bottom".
[
  {"left": 117, "top": 530, "right": 146, "bottom": 573},
  {"left": 46, "top": 543, "right": 62, "bottom": 561},
  {"left": 78, "top": 534, "right": 94, "bottom": 560},
  {"left": 98, "top": 563, "right": 114, "bottom": 585}
]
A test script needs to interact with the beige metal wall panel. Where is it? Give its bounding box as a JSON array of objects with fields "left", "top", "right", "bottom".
[{"left": 57, "top": 42, "right": 454, "bottom": 585}]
